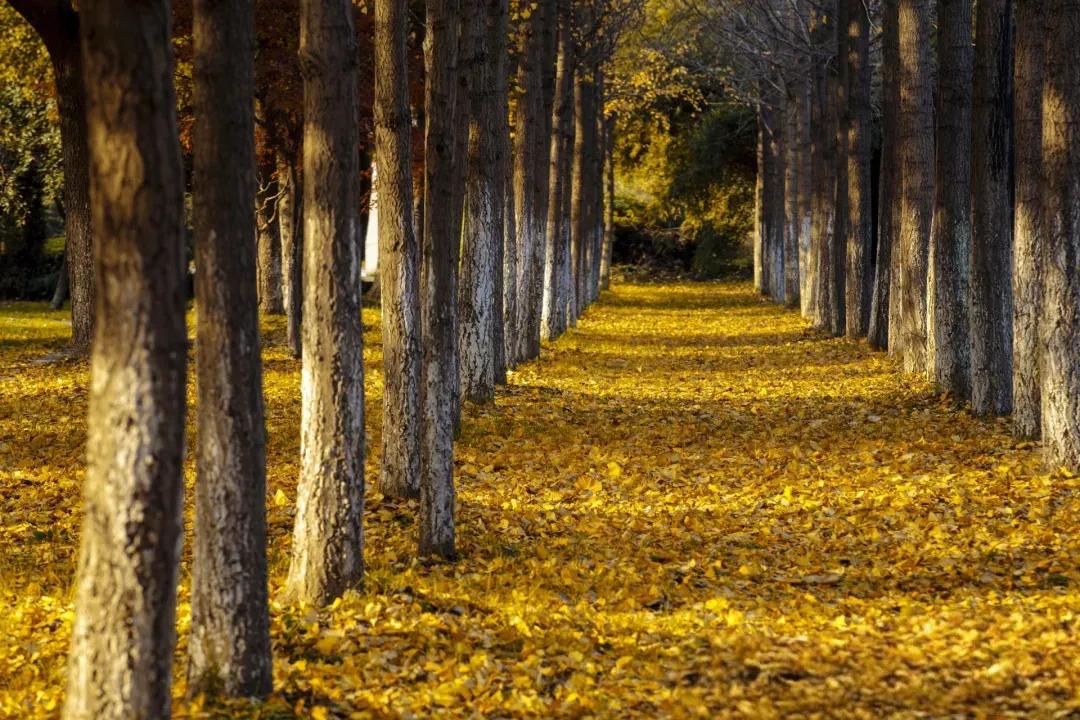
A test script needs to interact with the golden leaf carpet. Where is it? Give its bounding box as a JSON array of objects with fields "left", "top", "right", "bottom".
[{"left": 2, "top": 282, "right": 1079, "bottom": 718}]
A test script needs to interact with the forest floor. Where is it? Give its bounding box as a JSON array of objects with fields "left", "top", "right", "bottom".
[{"left": 2, "top": 281, "right": 1080, "bottom": 718}]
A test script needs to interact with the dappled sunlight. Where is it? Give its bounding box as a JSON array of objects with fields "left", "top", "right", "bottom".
[{"left": 2, "top": 281, "right": 1079, "bottom": 717}]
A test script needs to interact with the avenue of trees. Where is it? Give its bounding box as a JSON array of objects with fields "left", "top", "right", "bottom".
[
  {"left": 0, "top": 0, "right": 639, "bottom": 715},
  {"left": 734, "top": 0, "right": 1080, "bottom": 473}
]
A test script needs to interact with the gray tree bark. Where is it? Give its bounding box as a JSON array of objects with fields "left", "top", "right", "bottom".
[
  {"left": 63, "top": 0, "right": 187, "bottom": 714},
  {"left": 492, "top": 0, "right": 510, "bottom": 384},
  {"left": 897, "top": 0, "right": 934, "bottom": 372},
  {"left": 600, "top": 114, "right": 615, "bottom": 291},
  {"left": 844, "top": 0, "right": 872, "bottom": 338},
  {"left": 571, "top": 68, "right": 596, "bottom": 322},
  {"left": 783, "top": 88, "right": 800, "bottom": 309},
  {"left": 542, "top": 0, "right": 572, "bottom": 341},
  {"left": 796, "top": 77, "right": 814, "bottom": 319},
  {"left": 420, "top": 0, "right": 460, "bottom": 559},
  {"left": 927, "top": 0, "right": 972, "bottom": 397},
  {"left": 1012, "top": 0, "right": 1045, "bottom": 438},
  {"left": 278, "top": 154, "right": 303, "bottom": 359},
  {"left": 285, "top": 0, "right": 366, "bottom": 605},
  {"left": 828, "top": 0, "right": 847, "bottom": 335},
  {"left": 1040, "top": 0, "right": 1080, "bottom": 470},
  {"left": 375, "top": 0, "right": 422, "bottom": 498},
  {"left": 256, "top": 166, "right": 284, "bottom": 315},
  {"left": 187, "top": 0, "right": 272, "bottom": 695},
  {"left": 970, "top": 0, "right": 1014, "bottom": 416}
]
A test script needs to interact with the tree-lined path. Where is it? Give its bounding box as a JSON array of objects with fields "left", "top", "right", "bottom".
[{"left": 4, "top": 281, "right": 1078, "bottom": 717}]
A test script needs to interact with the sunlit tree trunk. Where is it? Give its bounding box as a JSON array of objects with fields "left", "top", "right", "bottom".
[
  {"left": 970, "top": 0, "right": 1013, "bottom": 416},
  {"left": 256, "top": 165, "right": 284, "bottom": 314},
  {"left": 1040, "top": 0, "right": 1080, "bottom": 471},
  {"left": 1012, "top": 0, "right": 1045, "bottom": 439},
  {"left": 460, "top": 0, "right": 499, "bottom": 401},
  {"left": 278, "top": 153, "right": 303, "bottom": 358},
  {"left": 812, "top": 48, "right": 836, "bottom": 330},
  {"left": 285, "top": 0, "right": 365, "bottom": 605},
  {"left": 844, "top": 0, "right": 871, "bottom": 337},
  {"left": 927, "top": 0, "right": 972, "bottom": 397},
  {"left": 375, "top": 0, "right": 422, "bottom": 498},
  {"left": 512, "top": 5, "right": 542, "bottom": 362},
  {"left": 571, "top": 67, "right": 596, "bottom": 322},
  {"left": 543, "top": 0, "right": 572, "bottom": 340},
  {"left": 868, "top": 0, "right": 899, "bottom": 351},
  {"left": 600, "top": 114, "right": 615, "bottom": 291},
  {"left": 897, "top": 0, "right": 934, "bottom": 372},
  {"left": 420, "top": 0, "right": 460, "bottom": 559},
  {"left": 187, "top": 0, "right": 272, "bottom": 695},
  {"left": 63, "top": 0, "right": 186, "bottom": 714},
  {"left": 783, "top": 87, "right": 800, "bottom": 308},
  {"left": 799, "top": 76, "right": 817, "bottom": 320}
]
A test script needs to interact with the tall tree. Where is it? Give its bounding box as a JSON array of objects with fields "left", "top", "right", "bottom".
[
  {"left": 970, "top": 0, "right": 1013, "bottom": 416},
  {"left": 8, "top": 0, "right": 94, "bottom": 352},
  {"left": 375, "top": 0, "right": 422, "bottom": 498},
  {"left": 896, "top": 0, "right": 934, "bottom": 372},
  {"left": 420, "top": 0, "right": 461, "bottom": 559},
  {"left": 827, "top": 0, "right": 846, "bottom": 335},
  {"left": 1040, "top": 0, "right": 1080, "bottom": 470},
  {"left": 1012, "top": 0, "right": 1045, "bottom": 438},
  {"left": 492, "top": 0, "right": 511, "bottom": 384},
  {"left": 278, "top": 153, "right": 303, "bottom": 358},
  {"left": 460, "top": 0, "right": 501, "bottom": 400},
  {"left": 63, "top": 0, "right": 186, "bottom": 714},
  {"left": 285, "top": 0, "right": 365, "bottom": 604},
  {"left": 256, "top": 168, "right": 284, "bottom": 314},
  {"left": 187, "top": 0, "right": 272, "bottom": 695},
  {"left": 926, "top": 0, "right": 972, "bottom": 397},
  {"left": 543, "top": 0, "right": 573, "bottom": 340},
  {"left": 868, "top": 0, "right": 899, "bottom": 350},
  {"left": 843, "top": 0, "right": 871, "bottom": 338},
  {"left": 783, "top": 86, "right": 800, "bottom": 309}
]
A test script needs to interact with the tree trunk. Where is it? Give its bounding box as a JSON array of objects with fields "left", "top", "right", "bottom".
[
  {"left": 844, "top": 0, "right": 872, "bottom": 337},
  {"left": 420, "top": 0, "right": 460, "bottom": 560},
  {"left": 828, "top": 0, "right": 847, "bottom": 336},
  {"left": 63, "top": 0, "right": 187, "bottom": 715},
  {"left": 783, "top": 87, "right": 800, "bottom": 309},
  {"left": 187, "top": 0, "right": 272, "bottom": 695},
  {"left": 812, "top": 54, "right": 836, "bottom": 330},
  {"left": 1040, "top": 0, "right": 1080, "bottom": 471},
  {"left": 571, "top": 68, "right": 596, "bottom": 322},
  {"left": 51, "top": 244, "right": 70, "bottom": 309},
  {"left": 754, "top": 108, "right": 766, "bottom": 295},
  {"left": 868, "top": 0, "right": 899, "bottom": 351},
  {"left": 970, "top": 0, "right": 1013, "bottom": 416},
  {"left": 285, "top": 0, "right": 366, "bottom": 605},
  {"left": 542, "top": 0, "right": 572, "bottom": 341},
  {"left": 256, "top": 168, "right": 284, "bottom": 314},
  {"left": 460, "top": 0, "right": 500, "bottom": 401},
  {"left": 1012, "top": 0, "right": 1045, "bottom": 438},
  {"left": 492, "top": 0, "right": 510, "bottom": 384},
  {"left": 450, "top": 6, "right": 472, "bottom": 430},
  {"left": 278, "top": 154, "right": 303, "bottom": 358},
  {"left": 797, "top": 77, "right": 814, "bottom": 319},
  {"left": 926, "top": 0, "right": 972, "bottom": 397},
  {"left": 600, "top": 114, "right": 615, "bottom": 291},
  {"left": 897, "top": 0, "right": 934, "bottom": 372},
  {"left": 375, "top": 0, "right": 422, "bottom": 498}
]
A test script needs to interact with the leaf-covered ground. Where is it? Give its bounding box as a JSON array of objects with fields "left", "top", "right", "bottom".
[{"left": 2, "top": 281, "right": 1080, "bottom": 718}]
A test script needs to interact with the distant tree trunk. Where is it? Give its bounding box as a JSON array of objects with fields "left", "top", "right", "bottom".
[
  {"left": 600, "top": 114, "right": 615, "bottom": 291},
  {"left": 970, "top": 0, "right": 1013, "bottom": 416},
  {"left": 897, "top": 0, "right": 934, "bottom": 372},
  {"left": 783, "top": 87, "right": 800, "bottom": 309},
  {"left": 492, "top": 0, "right": 510, "bottom": 384},
  {"left": 797, "top": 77, "right": 814, "bottom": 319},
  {"left": 9, "top": 0, "right": 95, "bottom": 352},
  {"left": 926, "top": 0, "right": 972, "bottom": 397},
  {"left": 63, "top": 0, "right": 187, "bottom": 715},
  {"left": 460, "top": 0, "right": 499, "bottom": 400},
  {"left": 375, "top": 0, "right": 422, "bottom": 498},
  {"left": 51, "top": 245, "right": 70, "bottom": 309},
  {"left": 187, "top": 0, "right": 272, "bottom": 695},
  {"left": 512, "top": 7, "right": 542, "bottom": 363},
  {"left": 278, "top": 153, "right": 303, "bottom": 358},
  {"left": 828, "top": 0, "right": 847, "bottom": 336},
  {"left": 754, "top": 109, "right": 766, "bottom": 295},
  {"left": 868, "top": 0, "right": 899, "bottom": 351},
  {"left": 571, "top": 68, "right": 596, "bottom": 321},
  {"left": 256, "top": 168, "right": 284, "bottom": 314},
  {"left": 588, "top": 74, "right": 605, "bottom": 303},
  {"left": 812, "top": 52, "right": 836, "bottom": 330},
  {"left": 1012, "top": 0, "right": 1045, "bottom": 439},
  {"left": 844, "top": 0, "right": 872, "bottom": 337},
  {"left": 1040, "top": 0, "right": 1080, "bottom": 470},
  {"left": 420, "top": 0, "right": 460, "bottom": 560},
  {"left": 285, "top": 0, "right": 365, "bottom": 605},
  {"left": 543, "top": 0, "right": 572, "bottom": 341},
  {"left": 449, "top": 6, "right": 473, "bottom": 430},
  {"left": 760, "top": 93, "right": 784, "bottom": 304}
]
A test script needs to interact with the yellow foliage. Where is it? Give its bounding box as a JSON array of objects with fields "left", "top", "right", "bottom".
[{"left": 2, "top": 283, "right": 1080, "bottom": 718}]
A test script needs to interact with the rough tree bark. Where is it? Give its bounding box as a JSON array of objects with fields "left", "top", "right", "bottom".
[
  {"left": 284, "top": 0, "right": 366, "bottom": 605},
  {"left": 1012, "top": 0, "right": 1045, "bottom": 438},
  {"left": 8, "top": 0, "right": 95, "bottom": 352},
  {"left": 970, "top": 0, "right": 1013, "bottom": 416},
  {"left": 828, "top": 0, "right": 847, "bottom": 335},
  {"left": 896, "top": 0, "right": 934, "bottom": 373},
  {"left": 868, "top": 0, "right": 899, "bottom": 351},
  {"left": 811, "top": 55, "right": 836, "bottom": 330},
  {"left": 375, "top": 0, "right": 422, "bottom": 498},
  {"left": 844, "top": 0, "right": 872, "bottom": 338},
  {"left": 63, "top": 0, "right": 187, "bottom": 715},
  {"left": 420, "top": 0, "right": 460, "bottom": 559},
  {"left": 187, "top": 0, "right": 272, "bottom": 695},
  {"left": 492, "top": 0, "right": 510, "bottom": 384},
  {"left": 542, "top": 0, "right": 572, "bottom": 340},
  {"left": 1040, "top": 0, "right": 1080, "bottom": 470},
  {"left": 783, "top": 88, "right": 800, "bottom": 309},
  {"left": 256, "top": 167, "right": 284, "bottom": 315},
  {"left": 600, "top": 114, "right": 615, "bottom": 291},
  {"left": 571, "top": 68, "right": 596, "bottom": 322},
  {"left": 926, "top": 0, "right": 972, "bottom": 397},
  {"left": 460, "top": 0, "right": 500, "bottom": 400}
]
